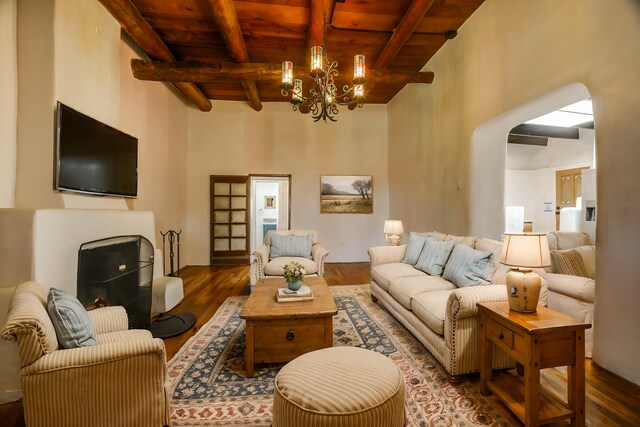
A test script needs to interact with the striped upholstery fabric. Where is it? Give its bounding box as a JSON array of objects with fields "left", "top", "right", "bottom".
[
  {"left": 442, "top": 244, "right": 494, "bottom": 287},
  {"left": 550, "top": 250, "right": 590, "bottom": 278},
  {"left": 367, "top": 244, "right": 406, "bottom": 267},
  {"left": 273, "top": 347, "right": 405, "bottom": 427},
  {"left": 402, "top": 232, "right": 426, "bottom": 265},
  {"left": 415, "top": 237, "right": 455, "bottom": 275},
  {"left": 1, "top": 282, "right": 59, "bottom": 367},
  {"left": 269, "top": 233, "right": 313, "bottom": 259},
  {"left": 1, "top": 281, "right": 170, "bottom": 427},
  {"left": 46, "top": 287, "right": 96, "bottom": 348},
  {"left": 87, "top": 306, "right": 128, "bottom": 334}
]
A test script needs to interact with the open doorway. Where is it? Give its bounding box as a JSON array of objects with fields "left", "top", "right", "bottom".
[
  {"left": 504, "top": 98, "right": 596, "bottom": 241},
  {"left": 249, "top": 175, "right": 291, "bottom": 253}
]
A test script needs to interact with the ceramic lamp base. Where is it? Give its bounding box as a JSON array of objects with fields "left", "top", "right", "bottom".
[
  {"left": 506, "top": 269, "right": 541, "bottom": 313},
  {"left": 388, "top": 235, "right": 400, "bottom": 246}
]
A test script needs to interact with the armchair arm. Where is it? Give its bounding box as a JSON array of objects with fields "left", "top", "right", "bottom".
[
  {"left": 541, "top": 272, "right": 595, "bottom": 303},
  {"left": 311, "top": 244, "right": 329, "bottom": 276},
  {"left": 367, "top": 245, "right": 407, "bottom": 267},
  {"left": 250, "top": 244, "right": 270, "bottom": 285},
  {"left": 23, "top": 338, "right": 166, "bottom": 376},
  {"left": 87, "top": 306, "right": 128, "bottom": 334}
]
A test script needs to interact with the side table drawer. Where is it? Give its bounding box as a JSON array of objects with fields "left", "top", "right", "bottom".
[{"left": 486, "top": 318, "right": 515, "bottom": 351}]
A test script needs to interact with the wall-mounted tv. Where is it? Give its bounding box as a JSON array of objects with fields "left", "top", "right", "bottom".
[{"left": 55, "top": 102, "right": 138, "bottom": 198}]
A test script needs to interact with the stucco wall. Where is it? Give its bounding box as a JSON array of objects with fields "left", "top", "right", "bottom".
[
  {"left": 387, "top": 0, "right": 640, "bottom": 384},
  {"left": 0, "top": 0, "right": 17, "bottom": 208},
  {"left": 185, "top": 101, "right": 389, "bottom": 265}
]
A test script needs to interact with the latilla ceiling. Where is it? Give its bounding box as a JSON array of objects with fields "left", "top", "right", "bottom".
[{"left": 99, "top": 0, "right": 485, "bottom": 112}]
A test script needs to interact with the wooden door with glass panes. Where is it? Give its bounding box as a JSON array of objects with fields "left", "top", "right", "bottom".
[
  {"left": 210, "top": 175, "right": 250, "bottom": 265},
  {"left": 555, "top": 166, "right": 589, "bottom": 230}
]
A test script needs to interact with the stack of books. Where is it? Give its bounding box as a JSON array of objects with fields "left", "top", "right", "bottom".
[{"left": 276, "top": 285, "right": 314, "bottom": 303}]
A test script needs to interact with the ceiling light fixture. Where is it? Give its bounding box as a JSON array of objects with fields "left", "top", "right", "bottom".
[{"left": 280, "top": 18, "right": 365, "bottom": 122}]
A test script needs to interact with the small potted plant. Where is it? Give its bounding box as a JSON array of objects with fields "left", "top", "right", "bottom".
[{"left": 283, "top": 261, "right": 306, "bottom": 291}]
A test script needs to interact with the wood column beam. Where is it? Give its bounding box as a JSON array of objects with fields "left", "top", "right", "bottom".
[
  {"left": 130, "top": 59, "right": 434, "bottom": 85},
  {"left": 374, "top": 0, "right": 437, "bottom": 70},
  {"left": 208, "top": 0, "right": 262, "bottom": 111},
  {"left": 97, "top": 0, "right": 212, "bottom": 112}
]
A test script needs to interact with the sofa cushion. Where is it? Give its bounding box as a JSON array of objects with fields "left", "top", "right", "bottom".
[
  {"left": 402, "top": 232, "right": 426, "bottom": 265},
  {"left": 551, "top": 246, "right": 595, "bottom": 279},
  {"left": 445, "top": 234, "right": 476, "bottom": 248},
  {"left": 388, "top": 275, "right": 456, "bottom": 310},
  {"left": 554, "top": 232, "right": 592, "bottom": 250},
  {"left": 475, "top": 238, "right": 510, "bottom": 284},
  {"left": 410, "top": 290, "right": 454, "bottom": 335},
  {"left": 443, "top": 244, "right": 494, "bottom": 287},
  {"left": 270, "top": 234, "right": 313, "bottom": 259},
  {"left": 550, "top": 250, "right": 589, "bottom": 278},
  {"left": 265, "top": 256, "right": 318, "bottom": 276},
  {"left": 413, "top": 231, "right": 446, "bottom": 241},
  {"left": 47, "top": 288, "right": 96, "bottom": 349},
  {"left": 415, "top": 238, "right": 455, "bottom": 276},
  {"left": 371, "top": 263, "right": 426, "bottom": 291}
]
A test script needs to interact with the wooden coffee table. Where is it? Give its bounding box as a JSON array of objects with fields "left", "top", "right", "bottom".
[{"left": 240, "top": 276, "right": 337, "bottom": 377}]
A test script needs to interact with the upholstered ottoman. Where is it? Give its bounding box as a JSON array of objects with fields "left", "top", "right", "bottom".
[{"left": 272, "top": 346, "right": 405, "bottom": 427}]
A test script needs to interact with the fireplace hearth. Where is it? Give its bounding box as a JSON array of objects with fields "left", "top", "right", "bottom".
[{"left": 77, "top": 235, "right": 154, "bottom": 329}]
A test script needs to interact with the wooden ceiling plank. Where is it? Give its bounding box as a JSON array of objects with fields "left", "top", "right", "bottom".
[
  {"left": 130, "top": 59, "right": 433, "bottom": 85},
  {"left": 98, "top": 0, "right": 212, "bottom": 111},
  {"left": 208, "top": 0, "right": 262, "bottom": 111},
  {"left": 374, "top": 0, "right": 437, "bottom": 70}
]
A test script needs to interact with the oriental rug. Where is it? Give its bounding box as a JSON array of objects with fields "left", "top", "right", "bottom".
[{"left": 167, "top": 284, "right": 508, "bottom": 426}]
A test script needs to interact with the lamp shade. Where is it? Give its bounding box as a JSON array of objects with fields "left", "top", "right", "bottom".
[
  {"left": 383, "top": 220, "right": 404, "bottom": 235},
  {"left": 500, "top": 233, "right": 551, "bottom": 268}
]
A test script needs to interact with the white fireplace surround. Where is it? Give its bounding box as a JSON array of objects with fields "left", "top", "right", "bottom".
[{"left": 0, "top": 208, "right": 161, "bottom": 403}]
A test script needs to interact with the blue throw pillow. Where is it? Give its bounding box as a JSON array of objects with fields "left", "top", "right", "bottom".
[
  {"left": 270, "top": 234, "right": 313, "bottom": 260},
  {"left": 403, "top": 232, "right": 426, "bottom": 265},
  {"left": 47, "top": 287, "right": 96, "bottom": 348},
  {"left": 415, "top": 237, "right": 455, "bottom": 275},
  {"left": 443, "top": 244, "right": 495, "bottom": 287}
]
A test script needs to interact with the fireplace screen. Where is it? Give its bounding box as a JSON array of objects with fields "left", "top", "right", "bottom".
[{"left": 77, "top": 235, "right": 154, "bottom": 329}]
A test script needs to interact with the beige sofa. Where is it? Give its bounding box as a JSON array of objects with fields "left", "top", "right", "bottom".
[
  {"left": 368, "top": 231, "right": 548, "bottom": 384},
  {"left": 542, "top": 231, "right": 595, "bottom": 357}
]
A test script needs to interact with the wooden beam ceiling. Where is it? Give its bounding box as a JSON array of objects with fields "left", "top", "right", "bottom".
[
  {"left": 208, "top": 0, "right": 262, "bottom": 111},
  {"left": 130, "top": 59, "right": 434, "bottom": 85},
  {"left": 97, "top": 0, "right": 212, "bottom": 112}
]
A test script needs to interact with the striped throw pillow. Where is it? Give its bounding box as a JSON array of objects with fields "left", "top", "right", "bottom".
[
  {"left": 415, "top": 237, "right": 455, "bottom": 276},
  {"left": 270, "top": 234, "right": 313, "bottom": 259},
  {"left": 403, "top": 232, "right": 426, "bottom": 265},
  {"left": 550, "top": 250, "right": 589, "bottom": 278},
  {"left": 443, "top": 243, "right": 494, "bottom": 287},
  {"left": 47, "top": 288, "right": 96, "bottom": 348}
]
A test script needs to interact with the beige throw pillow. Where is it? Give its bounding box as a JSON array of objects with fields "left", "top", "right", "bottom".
[{"left": 550, "top": 250, "right": 589, "bottom": 278}]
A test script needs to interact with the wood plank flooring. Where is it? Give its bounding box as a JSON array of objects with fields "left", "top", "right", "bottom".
[{"left": 1, "top": 262, "right": 639, "bottom": 426}]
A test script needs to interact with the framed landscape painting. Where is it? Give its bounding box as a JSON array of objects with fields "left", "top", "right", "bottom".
[{"left": 320, "top": 175, "right": 373, "bottom": 214}]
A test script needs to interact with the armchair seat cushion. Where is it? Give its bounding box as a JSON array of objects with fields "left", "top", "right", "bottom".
[
  {"left": 371, "top": 263, "right": 426, "bottom": 291},
  {"left": 96, "top": 329, "right": 153, "bottom": 345},
  {"left": 265, "top": 256, "right": 318, "bottom": 276}
]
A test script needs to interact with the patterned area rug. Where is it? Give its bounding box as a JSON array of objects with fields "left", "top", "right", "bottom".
[{"left": 167, "top": 285, "right": 508, "bottom": 426}]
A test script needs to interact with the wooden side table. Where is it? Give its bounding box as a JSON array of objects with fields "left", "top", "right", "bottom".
[{"left": 477, "top": 302, "right": 591, "bottom": 426}]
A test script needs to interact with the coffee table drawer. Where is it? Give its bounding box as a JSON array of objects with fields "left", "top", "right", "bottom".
[{"left": 254, "top": 318, "right": 328, "bottom": 361}]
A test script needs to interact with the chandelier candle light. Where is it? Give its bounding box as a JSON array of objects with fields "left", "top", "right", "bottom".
[
  {"left": 281, "top": 35, "right": 366, "bottom": 122},
  {"left": 500, "top": 233, "right": 551, "bottom": 313}
]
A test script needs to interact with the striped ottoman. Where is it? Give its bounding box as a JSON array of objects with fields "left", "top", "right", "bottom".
[{"left": 272, "top": 346, "right": 405, "bottom": 427}]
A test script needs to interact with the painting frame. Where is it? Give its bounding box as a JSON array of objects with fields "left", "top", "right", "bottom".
[
  {"left": 264, "top": 195, "right": 276, "bottom": 209},
  {"left": 320, "top": 175, "right": 373, "bottom": 214}
]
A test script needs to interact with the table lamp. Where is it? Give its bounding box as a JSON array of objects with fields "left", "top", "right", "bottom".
[
  {"left": 500, "top": 233, "right": 551, "bottom": 313},
  {"left": 383, "top": 220, "right": 404, "bottom": 246}
]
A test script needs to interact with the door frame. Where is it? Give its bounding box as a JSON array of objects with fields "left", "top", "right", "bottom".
[{"left": 249, "top": 174, "right": 292, "bottom": 252}]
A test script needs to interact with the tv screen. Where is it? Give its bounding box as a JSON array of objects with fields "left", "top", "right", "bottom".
[{"left": 55, "top": 102, "right": 138, "bottom": 198}]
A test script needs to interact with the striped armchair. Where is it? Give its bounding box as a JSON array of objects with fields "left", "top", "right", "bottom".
[{"left": 1, "top": 282, "right": 169, "bottom": 427}]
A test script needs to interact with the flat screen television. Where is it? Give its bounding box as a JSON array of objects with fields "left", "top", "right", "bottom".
[{"left": 55, "top": 102, "right": 138, "bottom": 198}]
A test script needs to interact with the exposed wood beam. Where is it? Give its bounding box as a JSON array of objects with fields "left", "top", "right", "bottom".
[
  {"left": 97, "top": 0, "right": 212, "bottom": 112},
  {"left": 374, "top": 0, "right": 437, "bottom": 70},
  {"left": 130, "top": 59, "right": 434, "bottom": 85},
  {"left": 208, "top": 0, "right": 262, "bottom": 111},
  {"left": 306, "top": 0, "right": 335, "bottom": 65}
]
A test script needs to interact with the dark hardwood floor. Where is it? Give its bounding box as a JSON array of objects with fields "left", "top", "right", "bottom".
[{"left": 1, "top": 262, "right": 639, "bottom": 426}]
